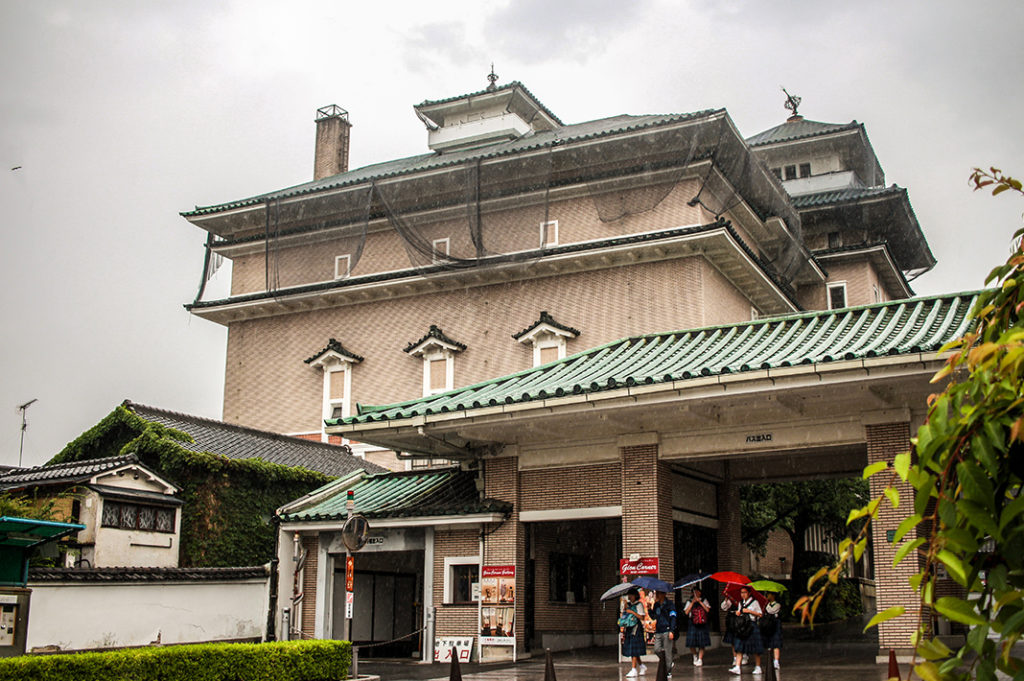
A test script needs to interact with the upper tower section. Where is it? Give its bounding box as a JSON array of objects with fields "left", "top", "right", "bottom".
[{"left": 413, "top": 78, "right": 562, "bottom": 153}]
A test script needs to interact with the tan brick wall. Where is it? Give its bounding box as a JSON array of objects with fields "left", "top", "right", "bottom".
[
  {"left": 866, "top": 422, "right": 919, "bottom": 652},
  {"left": 824, "top": 258, "right": 888, "bottom": 307},
  {"left": 519, "top": 464, "right": 619, "bottom": 511},
  {"left": 223, "top": 256, "right": 730, "bottom": 433},
  {"left": 482, "top": 457, "right": 526, "bottom": 647},
  {"left": 432, "top": 528, "right": 480, "bottom": 638},
  {"left": 227, "top": 181, "right": 711, "bottom": 297},
  {"left": 702, "top": 259, "right": 757, "bottom": 325},
  {"left": 620, "top": 444, "right": 674, "bottom": 581},
  {"left": 301, "top": 534, "right": 319, "bottom": 638}
]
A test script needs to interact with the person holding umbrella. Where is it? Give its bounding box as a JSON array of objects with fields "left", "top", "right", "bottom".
[
  {"left": 729, "top": 586, "right": 764, "bottom": 675},
  {"left": 761, "top": 590, "right": 783, "bottom": 670},
  {"left": 683, "top": 585, "right": 711, "bottom": 666},
  {"left": 620, "top": 588, "right": 647, "bottom": 677}
]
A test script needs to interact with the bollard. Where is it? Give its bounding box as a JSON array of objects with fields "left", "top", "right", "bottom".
[
  {"left": 655, "top": 650, "right": 668, "bottom": 681},
  {"left": 764, "top": 650, "right": 776, "bottom": 681},
  {"left": 544, "top": 648, "right": 557, "bottom": 681},
  {"left": 449, "top": 650, "right": 463, "bottom": 681},
  {"left": 888, "top": 649, "right": 901, "bottom": 681}
]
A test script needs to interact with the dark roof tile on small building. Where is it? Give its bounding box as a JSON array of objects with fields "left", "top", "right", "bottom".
[
  {"left": 0, "top": 454, "right": 139, "bottom": 489},
  {"left": 746, "top": 118, "right": 861, "bottom": 147},
  {"left": 791, "top": 185, "right": 904, "bottom": 208},
  {"left": 512, "top": 311, "right": 581, "bottom": 340},
  {"left": 404, "top": 325, "right": 467, "bottom": 354},
  {"left": 304, "top": 338, "right": 364, "bottom": 365},
  {"left": 124, "top": 402, "right": 386, "bottom": 477}
]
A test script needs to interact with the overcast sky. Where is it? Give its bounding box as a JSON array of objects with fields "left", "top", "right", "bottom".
[{"left": 1, "top": 1, "right": 1022, "bottom": 468}]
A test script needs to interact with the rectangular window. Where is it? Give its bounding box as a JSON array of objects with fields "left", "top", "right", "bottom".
[
  {"left": 799, "top": 162, "right": 811, "bottom": 178},
  {"left": 549, "top": 552, "right": 589, "bottom": 603},
  {"left": 784, "top": 165, "right": 797, "bottom": 180},
  {"left": 452, "top": 564, "right": 479, "bottom": 604},
  {"left": 100, "top": 501, "right": 175, "bottom": 533},
  {"left": 828, "top": 283, "right": 847, "bottom": 310},
  {"left": 329, "top": 369, "right": 346, "bottom": 401},
  {"left": 873, "top": 284, "right": 881, "bottom": 303},
  {"left": 540, "top": 220, "right": 558, "bottom": 247},
  {"left": 538, "top": 345, "right": 559, "bottom": 365},
  {"left": 335, "top": 254, "right": 351, "bottom": 279},
  {"left": 432, "top": 238, "right": 450, "bottom": 264},
  {"left": 429, "top": 358, "right": 448, "bottom": 393}
]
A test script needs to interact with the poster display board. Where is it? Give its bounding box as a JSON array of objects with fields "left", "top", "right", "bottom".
[
  {"left": 618, "top": 557, "right": 658, "bottom": 660},
  {"left": 478, "top": 565, "right": 516, "bottom": 661}
]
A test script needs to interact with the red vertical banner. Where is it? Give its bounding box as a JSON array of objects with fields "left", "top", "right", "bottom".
[{"left": 346, "top": 555, "right": 354, "bottom": 592}]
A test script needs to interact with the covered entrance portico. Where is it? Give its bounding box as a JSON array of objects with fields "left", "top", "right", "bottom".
[{"left": 327, "top": 294, "right": 975, "bottom": 660}]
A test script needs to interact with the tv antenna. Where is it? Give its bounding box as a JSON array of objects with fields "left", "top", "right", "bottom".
[
  {"left": 781, "top": 87, "right": 802, "bottom": 119},
  {"left": 18, "top": 398, "right": 37, "bottom": 467}
]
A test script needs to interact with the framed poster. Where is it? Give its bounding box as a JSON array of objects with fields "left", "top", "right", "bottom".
[{"left": 478, "top": 565, "right": 516, "bottom": 661}]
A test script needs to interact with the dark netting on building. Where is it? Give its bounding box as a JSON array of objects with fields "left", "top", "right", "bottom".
[{"left": 193, "top": 110, "right": 808, "bottom": 302}]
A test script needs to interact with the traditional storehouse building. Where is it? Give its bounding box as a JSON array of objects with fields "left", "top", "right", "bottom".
[{"left": 182, "top": 78, "right": 946, "bottom": 661}]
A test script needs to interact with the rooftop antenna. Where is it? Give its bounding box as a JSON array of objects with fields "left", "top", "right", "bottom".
[
  {"left": 17, "top": 398, "right": 37, "bottom": 467},
  {"left": 486, "top": 63, "right": 499, "bottom": 91},
  {"left": 782, "top": 87, "right": 802, "bottom": 121}
]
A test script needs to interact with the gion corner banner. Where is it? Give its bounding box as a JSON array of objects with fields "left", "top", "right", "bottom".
[{"left": 620, "top": 557, "right": 659, "bottom": 575}]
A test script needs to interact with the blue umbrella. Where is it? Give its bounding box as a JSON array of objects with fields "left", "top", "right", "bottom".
[
  {"left": 631, "top": 576, "right": 673, "bottom": 593},
  {"left": 674, "top": 571, "right": 711, "bottom": 590}
]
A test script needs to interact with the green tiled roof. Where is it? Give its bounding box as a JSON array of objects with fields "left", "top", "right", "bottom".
[
  {"left": 281, "top": 468, "right": 511, "bottom": 522},
  {"left": 416, "top": 80, "right": 564, "bottom": 126},
  {"left": 335, "top": 292, "right": 978, "bottom": 427},
  {"left": 791, "top": 185, "right": 903, "bottom": 208},
  {"left": 182, "top": 110, "right": 722, "bottom": 218},
  {"left": 746, "top": 118, "right": 860, "bottom": 147}
]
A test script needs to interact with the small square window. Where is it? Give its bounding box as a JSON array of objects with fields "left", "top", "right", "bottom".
[
  {"left": 451, "top": 564, "right": 479, "bottom": 604},
  {"left": 784, "top": 165, "right": 797, "bottom": 180},
  {"left": 828, "top": 283, "right": 847, "bottom": 310},
  {"left": 138, "top": 506, "right": 156, "bottom": 531},
  {"left": 538, "top": 345, "right": 559, "bottom": 365},
  {"left": 432, "top": 238, "right": 450, "bottom": 264},
  {"left": 119, "top": 504, "right": 137, "bottom": 530},
  {"left": 429, "top": 358, "right": 448, "bottom": 393},
  {"left": 101, "top": 501, "right": 120, "bottom": 528},
  {"left": 155, "top": 508, "right": 175, "bottom": 533},
  {"left": 799, "top": 163, "right": 811, "bottom": 178},
  {"left": 335, "top": 254, "right": 351, "bottom": 279},
  {"left": 540, "top": 220, "right": 558, "bottom": 247}
]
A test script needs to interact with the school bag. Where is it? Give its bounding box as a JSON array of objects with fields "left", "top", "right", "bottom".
[{"left": 690, "top": 601, "right": 707, "bottom": 625}]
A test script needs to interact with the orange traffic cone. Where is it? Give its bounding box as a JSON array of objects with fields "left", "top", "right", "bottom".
[
  {"left": 888, "top": 649, "right": 901, "bottom": 681},
  {"left": 449, "top": 650, "right": 463, "bottom": 681},
  {"left": 544, "top": 648, "right": 557, "bottom": 681}
]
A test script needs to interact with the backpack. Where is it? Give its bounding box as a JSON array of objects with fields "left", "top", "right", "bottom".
[
  {"left": 618, "top": 612, "right": 639, "bottom": 628},
  {"left": 734, "top": 614, "right": 754, "bottom": 639},
  {"left": 759, "top": 612, "right": 778, "bottom": 637},
  {"left": 690, "top": 602, "right": 707, "bottom": 625}
]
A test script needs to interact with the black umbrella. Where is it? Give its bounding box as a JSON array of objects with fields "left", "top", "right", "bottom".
[{"left": 674, "top": 571, "right": 711, "bottom": 590}]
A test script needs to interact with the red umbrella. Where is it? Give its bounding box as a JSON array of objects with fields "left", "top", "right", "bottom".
[
  {"left": 710, "top": 571, "right": 750, "bottom": 586},
  {"left": 723, "top": 582, "right": 768, "bottom": 609}
]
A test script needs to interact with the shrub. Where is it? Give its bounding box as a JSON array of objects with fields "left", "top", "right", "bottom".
[{"left": 0, "top": 639, "right": 351, "bottom": 681}]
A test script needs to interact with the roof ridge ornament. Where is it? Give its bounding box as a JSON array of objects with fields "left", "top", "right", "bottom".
[
  {"left": 486, "top": 63, "right": 499, "bottom": 91},
  {"left": 782, "top": 86, "right": 802, "bottom": 121}
]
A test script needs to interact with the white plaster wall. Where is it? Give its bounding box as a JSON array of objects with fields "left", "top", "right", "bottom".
[{"left": 25, "top": 578, "right": 268, "bottom": 652}]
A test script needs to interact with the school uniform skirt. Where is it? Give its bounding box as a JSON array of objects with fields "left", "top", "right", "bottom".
[
  {"left": 733, "top": 627, "right": 764, "bottom": 655},
  {"left": 763, "top": 624, "right": 783, "bottom": 649},
  {"left": 686, "top": 622, "right": 711, "bottom": 648},
  {"left": 621, "top": 626, "right": 646, "bottom": 657}
]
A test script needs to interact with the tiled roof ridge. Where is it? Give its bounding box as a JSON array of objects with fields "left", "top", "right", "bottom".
[
  {"left": 404, "top": 324, "right": 468, "bottom": 353},
  {"left": 123, "top": 400, "right": 358, "bottom": 456},
  {"left": 746, "top": 119, "right": 861, "bottom": 147},
  {"left": 343, "top": 289, "right": 982, "bottom": 424},
  {"left": 0, "top": 453, "right": 138, "bottom": 478},
  {"left": 182, "top": 108, "right": 725, "bottom": 217},
  {"left": 792, "top": 184, "right": 904, "bottom": 207},
  {"left": 512, "top": 310, "right": 581, "bottom": 340},
  {"left": 304, "top": 338, "right": 365, "bottom": 364},
  {"left": 416, "top": 80, "right": 564, "bottom": 126},
  {"left": 363, "top": 465, "right": 461, "bottom": 481}
]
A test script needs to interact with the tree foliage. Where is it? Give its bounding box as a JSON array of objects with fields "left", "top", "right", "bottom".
[{"left": 795, "top": 168, "right": 1024, "bottom": 681}]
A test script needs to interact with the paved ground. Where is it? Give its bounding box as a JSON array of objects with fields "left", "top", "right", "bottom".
[{"left": 358, "top": 619, "right": 898, "bottom": 681}]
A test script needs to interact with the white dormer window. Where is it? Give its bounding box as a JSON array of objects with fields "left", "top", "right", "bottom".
[
  {"left": 540, "top": 220, "right": 559, "bottom": 247},
  {"left": 404, "top": 326, "right": 467, "bottom": 397},
  {"left": 828, "top": 282, "right": 848, "bottom": 310},
  {"left": 432, "top": 238, "right": 451, "bottom": 264},
  {"left": 335, "top": 254, "right": 351, "bottom": 279},
  {"left": 304, "top": 339, "right": 364, "bottom": 441},
  {"left": 513, "top": 311, "right": 580, "bottom": 367}
]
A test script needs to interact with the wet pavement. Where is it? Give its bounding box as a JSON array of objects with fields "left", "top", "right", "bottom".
[{"left": 358, "top": 619, "right": 897, "bottom": 681}]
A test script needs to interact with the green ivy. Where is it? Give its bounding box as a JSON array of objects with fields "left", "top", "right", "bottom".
[
  {"left": 0, "top": 639, "right": 351, "bottom": 681},
  {"left": 50, "top": 406, "right": 331, "bottom": 567}
]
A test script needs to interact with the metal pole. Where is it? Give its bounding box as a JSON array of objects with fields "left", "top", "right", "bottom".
[{"left": 17, "top": 398, "right": 37, "bottom": 467}]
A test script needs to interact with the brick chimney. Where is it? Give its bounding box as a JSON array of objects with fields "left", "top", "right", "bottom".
[{"left": 314, "top": 105, "right": 351, "bottom": 180}]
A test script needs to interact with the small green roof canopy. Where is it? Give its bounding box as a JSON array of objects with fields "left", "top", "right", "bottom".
[{"left": 0, "top": 516, "right": 85, "bottom": 586}]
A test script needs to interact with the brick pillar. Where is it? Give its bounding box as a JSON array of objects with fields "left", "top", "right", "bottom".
[
  {"left": 301, "top": 534, "right": 319, "bottom": 638},
  {"left": 716, "top": 462, "right": 742, "bottom": 630},
  {"left": 621, "top": 443, "right": 674, "bottom": 581},
  {"left": 483, "top": 456, "right": 526, "bottom": 653},
  {"left": 867, "top": 422, "right": 920, "bottom": 658}
]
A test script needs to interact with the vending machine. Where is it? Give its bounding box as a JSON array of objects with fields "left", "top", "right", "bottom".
[{"left": 0, "top": 588, "right": 30, "bottom": 657}]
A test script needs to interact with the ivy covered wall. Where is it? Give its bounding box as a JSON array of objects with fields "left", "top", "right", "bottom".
[{"left": 50, "top": 406, "right": 331, "bottom": 567}]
